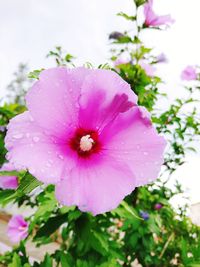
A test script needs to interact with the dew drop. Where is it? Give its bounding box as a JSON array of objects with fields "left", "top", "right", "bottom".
[
  {"left": 143, "top": 151, "right": 148, "bottom": 156},
  {"left": 43, "top": 130, "right": 51, "bottom": 136},
  {"left": 29, "top": 168, "right": 35, "bottom": 174},
  {"left": 58, "top": 154, "right": 64, "bottom": 160},
  {"left": 33, "top": 136, "right": 40, "bottom": 143},
  {"left": 13, "top": 133, "right": 23, "bottom": 139},
  {"left": 136, "top": 144, "right": 140, "bottom": 149},
  {"left": 6, "top": 154, "right": 11, "bottom": 160},
  {"left": 29, "top": 116, "right": 34, "bottom": 122}
]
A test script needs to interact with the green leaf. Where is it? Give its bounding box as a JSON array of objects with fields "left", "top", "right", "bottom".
[
  {"left": 34, "top": 213, "right": 68, "bottom": 239},
  {"left": 40, "top": 254, "right": 53, "bottom": 267},
  {"left": 31, "top": 191, "right": 57, "bottom": 223},
  {"left": 0, "top": 189, "right": 16, "bottom": 205},
  {"left": 117, "top": 12, "right": 136, "bottom": 21},
  {"left": 90, "top": 230, "right": 109, "bottom": 256},
  {"left": 76, "top": 259, "right": 89, "bottom": 267},
  {"left": 112, "top": 201, "right": 141, "bottom": 220},
  {"left": 98, "top": 259, "right": 121, "bottom": 267},
  {"left": 0, "top": 172, "right": 41, "bottom": 205},
  {"left": 65, "top": 54, "right": 75, "bottom": 62},
  {"left": 28, "top": 69, "right": 43, "bottom": 80},
  {"left": 0, "top": 170, "right": 19, "bottom": 176},
  {"left": 17, "top": 173, "right": 42, "bottom": 195},
  {"left": 60, "top": 252, "right": 73, "bottom": 267},
  {"left": 134, "top": 0, "right": 147, "bottom": 7},
  {"left": 8, "top": 253, "right": 22, "bottom": 267},
  {"left": 113, "top": 36, "right": 133, "bottom": 44}
]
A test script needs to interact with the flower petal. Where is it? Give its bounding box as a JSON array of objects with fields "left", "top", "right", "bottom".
[
  {"left": 55, "top": 156, "right": 136, "bottom": 215},
  {"left": 26, "top": 67, "right": 92, "bottom": 136},
  {"left": 7, "top": 215, "right": 27, "bottom": 228},
  {"left": 100, "top": 106, "right": 166, "bottom": 185},
  {"left": 0, "top": 163, "right": 18, "bottom": 189},
  {"left": 5, "top": 111, "right": 75, "bottom": 183},
  {"left": 0, "top": 176, "right": 18, "bottom": 189},
  {"left": 78, "top": 69, "right": 137, "bottom": 130},
  {"left": 7, "top": 228, "right": 28, "bottom": 243}
]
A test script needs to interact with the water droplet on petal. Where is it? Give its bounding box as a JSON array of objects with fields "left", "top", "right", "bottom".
[
  {"left": 13, "top": 133, "right": 23, "bottom": 139},
  {"left": 29, "top": 167, "right": 35, "bottom": 174},
  {"left": 33, "top": 136, "right": 40, "bottom": 143},
  {"left": 29, "top": 116, "right": 34, "bottom": 122},
  {"left": 43, "top": 130, "right": 51, "bottom": 136},
  {"left": 58, "top": 154, "right": 64, "bottom": 160},
  {"left": 143, "top": 151, "right": 148, "bottom": 156},
  {"left": 6, "top": 154, "right": 11, "bottom": 160}
]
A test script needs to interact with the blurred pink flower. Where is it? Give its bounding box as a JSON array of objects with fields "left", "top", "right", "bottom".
[
  {"left": 139, "top": 61, "right": 156, "bottom": 77},
  {"left": 109, "top": 31, "right": 125, "bottom": 40},
  {"left": 5, "top": 67, "right": 166, "bottom": 215},
  {"left": 0, "top": 162, "right": 18, "bottom": 189},
  {"left": 7, "top": 215, "right": 28, "bottom": 243},
  {"left": 154, "top": 203, "right": 163, "bottom": 210},
  {"left": 114, "top": 57, "right": 130, "bottom": 68},
  {"left": 181, "top": 66, "right": 198, "bottom": 81},
  {"left": 156, "top": 53, "right": 168, "bottom": 64},
  {"left": 144, "top": 0, "right": 174, "bottom": 27}
]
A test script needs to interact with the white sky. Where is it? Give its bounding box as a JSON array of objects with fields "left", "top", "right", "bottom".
[{"left": 0, "top": 0, "right": 200, "bottom": 204}]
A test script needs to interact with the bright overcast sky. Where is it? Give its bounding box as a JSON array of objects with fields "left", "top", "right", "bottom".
[{"left": 0, "top": 0, "right": 200, "bottom": 204}]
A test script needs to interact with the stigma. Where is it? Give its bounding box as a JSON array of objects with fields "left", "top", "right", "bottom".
[{"left": 80, "top": 134, "right": 94, "bottom": 152}]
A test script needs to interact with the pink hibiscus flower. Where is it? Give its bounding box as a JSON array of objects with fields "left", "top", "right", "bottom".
[
  {"left": 5, "top": 67, "right": 166, "bottom": 215},
  {"left": 144, "top": 0, "right": 174, "bottom": 27},
  {"left": 0, "top": 162, "right": 18, "bottom": 189},
  {"left": 181, "top": 66, "right": 198, "bottom": 81},
  {"left": 156, "top": 53, "right": 168, "bottom": 64},
  {"left": 139, "top": 61, "right": 156, "bottom": 77},
  {"left": 114, "top": 57, "right": 130, "bottom": 68},
  {"left": 7, "top": 215, "right": 28, "bottom": 243}
]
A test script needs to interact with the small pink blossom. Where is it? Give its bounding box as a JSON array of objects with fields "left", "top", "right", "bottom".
[
  {"left": 154, "top": 203, "right": 163, "bottom": 210},
  {"left": 139, "top": 61, "right": 156, "bottom": 77},
  {"left": 156, "top": 53, "right": 168, "bottom": 64},
  {"left": 0, "top": 162, "right": 18, "bottom": 189},
  {"left": 144, "top": 0, "right": 174, "bottom": 27},
  {"left": 181, "top": 66, "right": 198, "bottom": 81},
  {"left": 114, "top": 58, "right": 130, "bottom": 68},
  {"left": 7, "top": 215, "right": 28, "bottom": 243},
  {"left": 5, "top": 67, "right": 166, "bottom": 215}
]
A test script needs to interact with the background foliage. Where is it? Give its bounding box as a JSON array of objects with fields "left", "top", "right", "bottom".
[{"left": 0, "top": 1, "right": 200, "bottom": 266}]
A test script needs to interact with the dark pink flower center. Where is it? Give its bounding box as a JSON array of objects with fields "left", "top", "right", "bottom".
[{"left": 69, "top": 128, "right": 101, "bottom": 157}]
